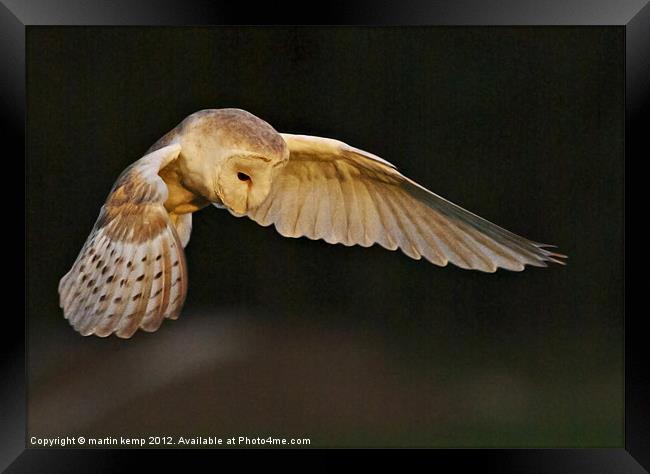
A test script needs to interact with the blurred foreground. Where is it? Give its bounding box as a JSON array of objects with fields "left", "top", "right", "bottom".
[{"left": 28, "top": 307, "right": 621, "bottom": 448}]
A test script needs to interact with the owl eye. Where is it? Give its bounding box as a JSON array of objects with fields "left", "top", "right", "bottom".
[{"left": 237, "top": 172, "right": 251, "bottom": 182}]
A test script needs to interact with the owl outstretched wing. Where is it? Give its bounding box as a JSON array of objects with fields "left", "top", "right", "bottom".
[
  {"left": 245, "top": 134, "right": 566, "bottom": 272},
  {"left": 58, "top": 144, "right": 190, "bottom": 338}
]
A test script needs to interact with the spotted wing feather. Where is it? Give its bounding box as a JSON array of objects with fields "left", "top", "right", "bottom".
[{"left": 58, "top": 144, "right": 189, "bottom": 338}]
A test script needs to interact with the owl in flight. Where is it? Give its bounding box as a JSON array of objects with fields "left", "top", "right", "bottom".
[{"left": 58, "top": 109, "right": 566, "bottom": 338}]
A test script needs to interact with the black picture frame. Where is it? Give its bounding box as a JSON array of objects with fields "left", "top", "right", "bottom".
[{"left": 7, "top": 0, "right": 643, "bottom": 471}]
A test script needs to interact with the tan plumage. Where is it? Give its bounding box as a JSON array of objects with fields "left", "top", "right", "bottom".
[
  {"left": 58, "top": 144, "right": 188, "bottom": 338},
  {"left": 251, "top": 134, "right": 565, "bottom": 272},
  {"left": 59, "top": 108, "right": 566, "bottom": 338}
]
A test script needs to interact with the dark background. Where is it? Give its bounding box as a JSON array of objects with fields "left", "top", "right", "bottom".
[{"left": 26, "top": 27, "right": 623, "bottom": 447}]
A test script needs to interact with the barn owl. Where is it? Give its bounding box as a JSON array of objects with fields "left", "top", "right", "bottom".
[{"left": 58, "top": 108, "right": 566, "bottom": 338}]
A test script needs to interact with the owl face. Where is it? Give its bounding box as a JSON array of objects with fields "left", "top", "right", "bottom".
[{"left": 216, "top": 153, "right": 281, "bottom": 215}]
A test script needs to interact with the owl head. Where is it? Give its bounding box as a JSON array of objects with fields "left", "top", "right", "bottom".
[{"left": 174, "top": 108, "right": 289, "bottom": 214}]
